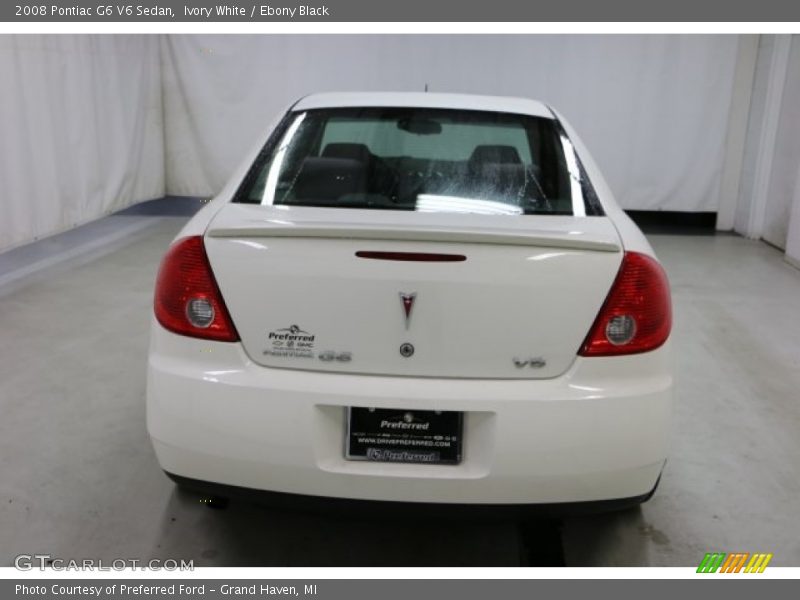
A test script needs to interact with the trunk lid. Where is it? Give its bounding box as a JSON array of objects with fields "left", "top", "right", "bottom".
[{"left": 204, "top": 204, "right": 623, "bottom": 379}]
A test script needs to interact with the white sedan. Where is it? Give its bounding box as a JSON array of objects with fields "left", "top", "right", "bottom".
[{"left": 147, "top": 92, "right": 672, "bottom": 512}]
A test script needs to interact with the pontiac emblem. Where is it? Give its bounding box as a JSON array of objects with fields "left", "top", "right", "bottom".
[{"left": 399, "top": 292, "right": 417, "bottom": 329}]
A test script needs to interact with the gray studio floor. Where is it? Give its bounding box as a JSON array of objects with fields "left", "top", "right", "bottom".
[{"left": 1, "top": 199, "right": 799, "bottom": 567}]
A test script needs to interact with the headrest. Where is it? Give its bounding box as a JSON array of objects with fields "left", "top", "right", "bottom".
[
  {"left": 321, "top": 143, "right": 372, "bottom": 163},
  {"left": 292, "top": 157, "right": 367, "bottom": 201},
  {"left": 468, "top": 145, "right": 522, "bottom": 166}
]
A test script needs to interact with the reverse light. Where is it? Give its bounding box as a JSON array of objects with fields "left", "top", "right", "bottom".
[
  {"left": 579, "top": 251, "right": 671, "bottom": 356},
  {"left": 605, "top": 315, "right": 636, "bottom": 345},
  {"left": 186, "top": 297, "right": 215, "bottom": 328},
  {"left": 154, "top": 236, "right": 239, "bottom": 342}
]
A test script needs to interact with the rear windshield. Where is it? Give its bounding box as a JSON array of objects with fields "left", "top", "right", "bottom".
[{"left": 235, "top": 107, "right": 603, "bottom": 216}]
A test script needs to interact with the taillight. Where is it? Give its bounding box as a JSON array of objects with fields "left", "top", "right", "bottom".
[
  {"left": 154, "top": 236, "right": 239, "bottom": 342},
  {"left": 579, "top": 251, "right": 671, "bottom": 356}
]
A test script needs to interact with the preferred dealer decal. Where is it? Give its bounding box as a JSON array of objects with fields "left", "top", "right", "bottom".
[
  {"left": 264, "top": 324, "right": 352, "bottom": 363},
  {"left": 264, "top": 324, "right": 316, "bottom": 359}
]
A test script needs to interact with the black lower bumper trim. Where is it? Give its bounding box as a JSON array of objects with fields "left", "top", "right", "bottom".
[{"left": 165, "top": 471, "right": 660, "bottom": 519}]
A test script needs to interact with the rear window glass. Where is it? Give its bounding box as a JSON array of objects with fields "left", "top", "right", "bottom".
[{"left": 236, "top": 107, "right": 603, "bottom": 216}]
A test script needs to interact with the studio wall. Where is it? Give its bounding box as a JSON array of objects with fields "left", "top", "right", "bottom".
[
  {"left": 763, "top": 36, "right": 800, "bottom": 250},
  {"left": 0, "top": 35, "right": 164, "bottom": 252},
  {"left": 161, "top": 35, "right": 740, "bottom": 213},
  {"left": 731, "top": 34, "right": 800, "bottom": 257},
  {"left": 768, "top": 35, "right": 800, "bottom": 264}
]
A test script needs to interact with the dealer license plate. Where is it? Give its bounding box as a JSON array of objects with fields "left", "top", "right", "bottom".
[{"left": 345, "top": 407, "right": 463, "bottom": 465}]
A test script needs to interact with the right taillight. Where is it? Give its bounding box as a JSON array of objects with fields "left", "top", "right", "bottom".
[
  {"left": 579, "top": 251, "right": 671, "bottom": 356},
  {"left": 154, "top": 236, "right": 239, "bottom": 342}
]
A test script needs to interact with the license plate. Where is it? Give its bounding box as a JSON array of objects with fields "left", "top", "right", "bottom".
[{"left": 346, "top": 407, "right": 463, "bottom": 465}]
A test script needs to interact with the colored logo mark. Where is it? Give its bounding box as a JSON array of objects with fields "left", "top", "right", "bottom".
[{"left": 697, "top": 552, "right": 773, "bottom": 573}]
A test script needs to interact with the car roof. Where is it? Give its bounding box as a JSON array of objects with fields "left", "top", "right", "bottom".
[{"left": 292, "top": 92, "right": 554, "bottom": 119}]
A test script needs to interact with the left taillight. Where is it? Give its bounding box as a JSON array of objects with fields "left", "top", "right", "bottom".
[
  {"left": 579, "top": 251, "right": 671, "bottom": 356},
  {"left": 154, "top": 236, "right": 239, "bottom": 342}
]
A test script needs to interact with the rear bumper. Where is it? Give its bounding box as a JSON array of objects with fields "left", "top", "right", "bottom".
[
  {"left": 166, "top": 471, "right": 662, "bottom": 518},
  {"left": 147, "top": 324, "right": 672, "bottom": 505}
]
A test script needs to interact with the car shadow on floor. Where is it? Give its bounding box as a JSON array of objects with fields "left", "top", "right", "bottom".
[
  {"left": 148, "top": 487, "right": 565, "bottom": 567},
  {"left": 561, "top": 506, "right": 653, "bottom": 566}
]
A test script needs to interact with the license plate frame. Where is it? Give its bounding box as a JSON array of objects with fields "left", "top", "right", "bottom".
[{"left": 345, "top": 407, "right": 463, "bottom": 465}]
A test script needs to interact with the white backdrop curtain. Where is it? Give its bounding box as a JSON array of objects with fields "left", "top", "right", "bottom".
[
  {"left": 762, "top": 36, "right": 800, "bottom": 249},
  {"left": 0, "top": 35, "right": 164, "bottom": 252},
  {"left": 0, "top": 34, "right": 741, "bottom": 252},
  {"left": 162, "top": 35, "right": 739, "bottom": 213}
]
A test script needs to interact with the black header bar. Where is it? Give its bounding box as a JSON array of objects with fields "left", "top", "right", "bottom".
[{"left": 4, "top": 0, "right": 800, "bottom": 22}]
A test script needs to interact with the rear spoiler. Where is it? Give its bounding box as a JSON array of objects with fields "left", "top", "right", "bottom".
[{"left": 206, "top": 223, "right": 621, "bottom": 252}]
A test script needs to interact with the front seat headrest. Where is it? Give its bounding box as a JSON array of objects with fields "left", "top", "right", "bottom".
[
  {"left": 468, "top": 145, "right": 522, "bottom": 167},
  {"left": 321, "top": 143, "right": 372, "bottom": 163}
]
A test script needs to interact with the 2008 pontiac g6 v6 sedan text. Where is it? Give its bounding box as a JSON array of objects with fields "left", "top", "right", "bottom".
[{"left": 146, "top": 92, "right": 672, "bottom": 511}]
